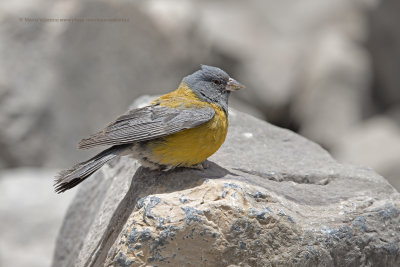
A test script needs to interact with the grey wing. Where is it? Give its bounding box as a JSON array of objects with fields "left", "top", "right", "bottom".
[{"left": 78, "top": 105, "right": 215, "bottom": 149}]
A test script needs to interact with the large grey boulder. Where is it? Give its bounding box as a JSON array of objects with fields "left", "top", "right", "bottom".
[{"left": 52, "top": 101, "right": 400, "bottom": 266}]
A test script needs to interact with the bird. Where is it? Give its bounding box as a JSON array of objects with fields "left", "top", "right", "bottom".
[{"left": 54, "top": 65, "right": 244, "bottom": 193}]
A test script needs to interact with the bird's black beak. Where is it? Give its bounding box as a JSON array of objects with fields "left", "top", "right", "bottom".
[{"left": 226, "top": 77, "right": 245, "bottom": 91}]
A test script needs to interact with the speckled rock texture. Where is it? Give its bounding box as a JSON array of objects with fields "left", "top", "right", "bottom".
[{"left": 52, "top": 102, "right": 400, "bottom": 267}]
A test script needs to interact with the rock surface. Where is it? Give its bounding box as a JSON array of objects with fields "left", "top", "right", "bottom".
[{"left": 53, "top": 102, "right": 400, "bottom": 267}]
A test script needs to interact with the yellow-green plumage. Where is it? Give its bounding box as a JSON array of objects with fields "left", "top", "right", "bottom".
[{"left": 147, "top": 83, "right": 228, "bottom": 167}]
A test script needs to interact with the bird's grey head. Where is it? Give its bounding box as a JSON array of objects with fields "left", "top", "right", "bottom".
[{"left": 183, "top": 65, "right": 244, "bottom": 113}]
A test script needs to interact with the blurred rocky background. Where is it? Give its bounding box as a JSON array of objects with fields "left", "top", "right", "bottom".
[{"left": 1, "top": 0, "right": 399, "bottom": 266}]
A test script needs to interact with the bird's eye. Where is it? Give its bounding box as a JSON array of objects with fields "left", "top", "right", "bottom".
[{"left": 212, "top": 79, "right": 221, "bottom": 85}]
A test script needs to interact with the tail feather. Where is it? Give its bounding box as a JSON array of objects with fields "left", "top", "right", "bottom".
[{"left": 54, "top": 145, "right": 129, "bottom": 193}]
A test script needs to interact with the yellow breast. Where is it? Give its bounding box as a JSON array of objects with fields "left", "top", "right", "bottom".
[{"left": 147, "top": 83, "right": 228, "bottom": 167}]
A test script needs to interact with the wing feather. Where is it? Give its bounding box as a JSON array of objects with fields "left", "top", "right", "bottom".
[{"left": 78, "top": 105, "right": 215, "bottom": 149}]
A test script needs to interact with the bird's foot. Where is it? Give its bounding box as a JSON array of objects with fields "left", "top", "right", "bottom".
[{"left": 190, "top": 161, "right": 210, "bottom": 170}]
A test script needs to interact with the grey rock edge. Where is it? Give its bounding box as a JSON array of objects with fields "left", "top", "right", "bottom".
[{"left": 52, "top": 106, "right": 400, "bottom": 267}]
